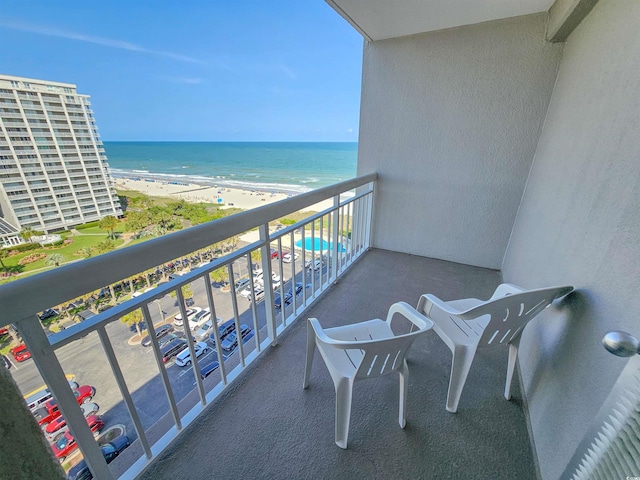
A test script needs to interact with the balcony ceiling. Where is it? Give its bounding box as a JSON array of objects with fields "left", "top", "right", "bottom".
[{"left": 326, "top": 0, "right": 555, "bottom": 41}]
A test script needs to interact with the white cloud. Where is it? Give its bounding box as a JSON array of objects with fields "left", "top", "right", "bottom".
[{"left": 0, "top": 19, "right": 205, "bottom": 65}]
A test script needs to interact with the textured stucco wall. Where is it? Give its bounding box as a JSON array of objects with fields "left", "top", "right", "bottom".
[
  {"left": 502, "top": 0, "right": 640, "bottom": 478},
  {"left": 358, "top": 13, "right": 563, "bottom": 269},
  {"left": 0, "top": 367, "right": 65, "bottom": 479}
]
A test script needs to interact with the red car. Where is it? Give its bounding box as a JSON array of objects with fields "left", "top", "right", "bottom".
[
  {"left": 10, "top": 344, "right": 30, "bottom": 362},
  {"left": 51, "top": 431, "right": 79, "bottom": 462},
  {"left": 34, "top": 401, "right": 61, "bottom": 427},
  {"left": 269, "top": 249, "right": 278, "bottom": 259},
  {"left": 46, "top": 414, "right": 104, "bottom": 442},
  {"left": 73, "top": 385, "right": 96, "bottom": 404},
  {"left": 32, "top": 385, "right": 95, "bottom": 427}
]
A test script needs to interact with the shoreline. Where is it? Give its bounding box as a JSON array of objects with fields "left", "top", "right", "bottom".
[{"left": 113, "top": 176, "right": 335, "bottom": 213}]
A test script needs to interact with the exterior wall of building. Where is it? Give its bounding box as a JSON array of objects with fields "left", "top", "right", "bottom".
[
  {"left": 0, "top": 75, "right": 122, "bottom": 233},
  {"left": 501, "top": 1, "right": 640, "bottom": 478},
  {"left": 357, "top": 14, "right": 563, "bottom": 269}
]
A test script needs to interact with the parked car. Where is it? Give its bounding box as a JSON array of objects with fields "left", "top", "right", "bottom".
[
  {"left": 194, "top": 317, "right": 224, "bottom": 342},
  {"left": 269, "top": 248, "right": 278, "bottom": 259},
  {"left": 220, "top": 325, "right": 252, "bottom": 351},
  {"left": 73, "top": 385, "right": 96, "bottom": 404},
  {"left": 305, "top": 259, "right": 323, "bottom": 271},
  {"left": 80, "top": 402, "right": 100, "bottom": 417},
  {"left": 25, "top": 380, "right": 79, "bottom": 411},
  {"left": 206, "top": 319, "right": 237, "bottom": 347},
  {"left": 11, "top": 344, "right": 31, "bottom": 362},
  {"left": 51, "top": 431, "right": 78, "bottom": 462},
  {"left": 160, "top": 338, "right": 188, "bottom": 363},
  {"left": 248, "top": 287, "right": 265, "bottom": 304},
  {"left": 234, "top": 277, "right": 250, "bottom": 292},
  {"left": 140, "top": 324, "right": 174, "bottom": 347},
  {"left": 173, "top": 307, "right": 202, "bottom": 328},
  {"left": 291, "top": 282, "right": 304, "bottom": 296},
  {"left": 187, "top": 307, "right": 211, "bottom": 331},
  {"left": 1, "top": 355, "right": 10, "bottom": 369},
  {"left": 282, "top": 252, "right": 299, "bottom": 263},
  {"left": 33, "top": 400, "right": 62, "bottom": 427},
  {"left": 174, "top": 341, "right": 210, "bottom": 367},
  {"left": 45, "top": 414, "right": 104, "bottom": 443},
  {"left": 274, "top": 292, "right": 293, "bottom": 309},
  {"left": 38, "top": 308, "right": 59, "bottom": 321},
  {"left": 200, "top": 361, "right": 220, "bottom": 379},
  {"left": 157, "top": 333, "right": 180, "bottom": 349},
  {"left": 66, "top": 435, "right": 131, "bottom": 480}
]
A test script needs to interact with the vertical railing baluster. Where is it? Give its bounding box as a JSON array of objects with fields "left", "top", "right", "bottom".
[
  {"left": 259, "top": 224, "right": 277, "bottom": 346},
  {"left": 176, "top": 287, "right": 206, "bottom": 405},
  {"left": 332, "top": 194, "right": 340, "bottom": 283},
  {"left": 276, "top": 236, "right": 286, "bottom": 326},
  {"left": 232, "top": 261, "right": 247, "bottom": 367},
  {"left": 301, "top": 226, "right": 308, "bottom": 305},
  {"left": 97, "top": 324, "right": 152, "bottom": 458}
]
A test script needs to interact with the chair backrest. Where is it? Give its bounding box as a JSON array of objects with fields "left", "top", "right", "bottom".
[
  {"left": 458, "top": 285, "right": 573, "bottom": 347},
  {"left": 351, "top": 330, "right": 427, "bottom": 381}
]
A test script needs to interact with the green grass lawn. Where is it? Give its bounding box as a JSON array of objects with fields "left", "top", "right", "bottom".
[{"left": 1, "top": 233, "right": 124, "bottom": 276}]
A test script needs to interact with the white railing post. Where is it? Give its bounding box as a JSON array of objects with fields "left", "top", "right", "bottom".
[
  {"left": 15, "top": 315, "right": 113, "bottom": 479},
  {"left": 259, "top": 223, "right": 277, "bottom": 346},
  {"left": 331, "top": 194, "right": 340, "bottom": 283}
]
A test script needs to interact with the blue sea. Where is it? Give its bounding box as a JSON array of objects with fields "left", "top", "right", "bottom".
[{"left": 104, "top": 142, "right": 358, "bottom": 196}]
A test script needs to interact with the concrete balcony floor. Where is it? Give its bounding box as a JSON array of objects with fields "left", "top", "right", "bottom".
[{"left": 140, "top": 249, "right": 536, "bottom": 479}]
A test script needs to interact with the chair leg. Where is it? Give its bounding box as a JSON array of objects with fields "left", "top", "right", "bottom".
[
  {"left": 504, "top": 343, "right": 518, "bottom": 400},
  {"left": 303, "top": 321, "right": 316, "bottom": 389},
  {"left": 446, "top": 346, "right": 475, "bottom": 413},
  {"left": 398, "top": 359, "right": 409, "bottom": 428},
  {"left": 334, "top": 377, "right": 354, "bottom": 449}
]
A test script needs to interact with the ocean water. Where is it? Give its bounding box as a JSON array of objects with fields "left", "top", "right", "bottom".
[{"left": 104, "top": 142, "right": 358, "bottom": 195}]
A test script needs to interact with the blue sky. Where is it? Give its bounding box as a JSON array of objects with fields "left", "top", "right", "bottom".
[{"left": 0, "top": 1, "right": 363, "bottom": 142}]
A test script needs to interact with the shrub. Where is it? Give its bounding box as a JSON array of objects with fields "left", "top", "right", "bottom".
[
  {"left": 8, "top": 243, "right": 40, "bottom": 254},
  {"left": 75, "top": 221, "right": 101, "bottom": 230},
  {"left": 18, "top": 253, "right": 47, "bottom": 265}
]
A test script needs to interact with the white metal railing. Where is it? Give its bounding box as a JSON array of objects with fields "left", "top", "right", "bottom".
[{"left": 0, "top": 173, "right": 376, "bottom": 479}]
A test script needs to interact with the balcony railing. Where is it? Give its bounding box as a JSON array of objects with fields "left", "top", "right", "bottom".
[{"left": 0, "top": 173, "right": 376, "bottom": 479}]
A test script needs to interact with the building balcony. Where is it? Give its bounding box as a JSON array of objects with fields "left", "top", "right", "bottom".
[{"left": 0, "top": 175, "right": 535, "bottom": 479}]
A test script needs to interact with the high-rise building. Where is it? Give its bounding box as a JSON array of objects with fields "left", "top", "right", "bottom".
[{"left": 0, "top": 74, "right": 122, "bottom": 244}]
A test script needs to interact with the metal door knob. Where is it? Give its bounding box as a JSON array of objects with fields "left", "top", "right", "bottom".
[{"left": 602, "top": 331, "right": 640, "bottom": 357}]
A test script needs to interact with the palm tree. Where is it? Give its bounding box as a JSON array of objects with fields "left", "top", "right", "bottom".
[
  {"left": 19, "top": 226, "right": 35, "bottom": 243},
  {"left": 80, "top": 247, "right": 93, "bottom": 259},
  {"left": 99, "top": 215, "right": 119, "bottom": 240},
  {"left": 120, "top": 309, "right": 144, "bottom": 337},
  {"left": 45, "top": 253, "right": 65, "bottom": 267}
]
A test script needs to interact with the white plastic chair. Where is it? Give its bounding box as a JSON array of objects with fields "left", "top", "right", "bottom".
[
  {"left": 418, "top": 283, "right": 573, "bottom": 413},
  {"left": 303, "top": 302, "right": 433, "bottom": 449}
]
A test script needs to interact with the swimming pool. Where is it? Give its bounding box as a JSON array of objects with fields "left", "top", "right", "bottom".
[
  {"left": 294, "top": 238, "right": 346, "bottom": 252},
  {"left": 295, "top": 238, "right": 328, "bottom": 251}
]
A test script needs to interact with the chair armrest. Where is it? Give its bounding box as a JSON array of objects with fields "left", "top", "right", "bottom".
[
  {"left": 417, "top": 294, "right": 466, "bottom": 318},
  {"left": 386, "top": 302, "right": 433, "bottom": 331},
  {"left": 307, "top": 318, "right": 372, "bottom": 350}
]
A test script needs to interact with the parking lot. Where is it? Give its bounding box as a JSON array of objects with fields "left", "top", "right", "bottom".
[{"left": 9, "top": 252, "right": 327, "bottom": 473}]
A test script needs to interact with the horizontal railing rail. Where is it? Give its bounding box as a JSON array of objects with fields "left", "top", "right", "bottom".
[
  {"left": 0, "top": 173, "right": 376, "bottom": 480},
  {"left": 0, "top": 173, "right": 376, "bottom": 323}
]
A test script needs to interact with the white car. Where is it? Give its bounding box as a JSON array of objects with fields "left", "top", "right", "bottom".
[
  {"left": 282, "top": 252, "right": 299, "bottom": 263},
  {"left": 173, "top": 307, "right": 202, "bottom": 328},
  {"left": 174, "top": 341, "right": 210, "bottom": 367},
  {"left": 187, "top": 308, "right": 211, "bottom": 331},
  {"left": 194, "top": 317, "right": 223, "bottom": 341}
]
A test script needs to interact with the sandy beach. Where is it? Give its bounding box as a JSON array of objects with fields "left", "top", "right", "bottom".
[{"left": 114, "top": 177, "right": 333, "bottom": 213}]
